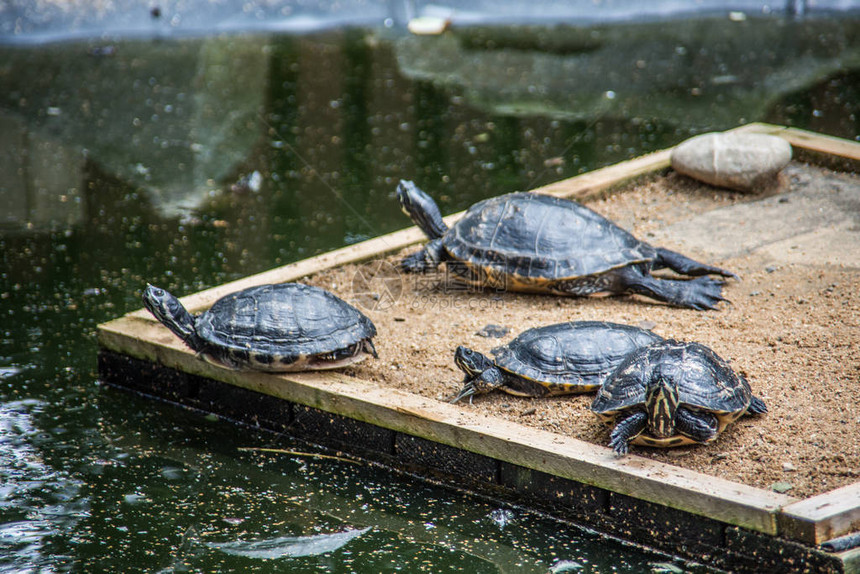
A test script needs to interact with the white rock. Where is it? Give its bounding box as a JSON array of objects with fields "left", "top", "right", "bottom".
[{"left": 671, "top": 132, "right": 792, "bottom": 193}]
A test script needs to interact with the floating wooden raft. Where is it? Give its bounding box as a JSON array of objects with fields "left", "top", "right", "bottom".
[{"left": 98, "top": 123, "right": 860, "bottom": 574}]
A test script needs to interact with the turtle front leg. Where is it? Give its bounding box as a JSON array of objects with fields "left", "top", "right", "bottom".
[
  {"left": 399, "top": 239, "right": 445, "bottom": 273},
  {"left": 615, "top": 266, "right": 727, "bottom": 310},
  {"left": 609, "top": 411, "right": 647, "bottom": 455},
  {"left": 674, "top": 408, "right": 719, "bottom": 443},
  {"left": 450, "top": 368, "right": 505, "bottom": 404},
  {"left": 653, "top": 247, "right": 738, "bottom": 280}
]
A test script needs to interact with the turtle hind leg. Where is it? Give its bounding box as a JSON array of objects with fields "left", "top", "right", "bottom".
[
  {"left": 675, "top": 408, "right": 718, "bottom": 444},
  {"left": 399, "top": 239, "right": 444, "bottom": 273},
  {"left": 615, "top": 267, "right": 727, "bottom": 311},
  {"left": 609, "top": 411, "right": 647, "bottom": 455},
  {"left": 746, "top": 395, "right": 768, "bottom": 415},
  {"left": 654, "top": 247, "right": 739, "bottom": 280}
]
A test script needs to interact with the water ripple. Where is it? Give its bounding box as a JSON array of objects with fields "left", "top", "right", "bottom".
[{"left": 0, "top": 400, "right": 86, "bottom": 572}]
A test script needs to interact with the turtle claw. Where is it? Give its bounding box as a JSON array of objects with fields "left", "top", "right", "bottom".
[
  {"left": 400, "top": 250, "right": 435, "bottom": 273},
  {"left": 609, "top": 422, "right": 632, "bottom": 455},
  {"left": 620, "top": 268, "right": 731, "bottom": 310},
  {"left": 606, "top": 411, "right": 646, "bottom": 456},
  {"left": 449, "top": 384, "right": 477, "bottom": 404},
  {"left": 609, "top": 435, "right": 630, "bottom": 456},
  {"left": 683, "top": 276, "right": 729, "bottom": 311}
]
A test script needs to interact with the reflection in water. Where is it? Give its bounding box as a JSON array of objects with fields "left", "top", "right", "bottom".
[
  {"left": 2, "top": 18, "right": 857, "bottom": 232},
  {"left": 396, "top": 17, "right": 860, "bottom": 128}
]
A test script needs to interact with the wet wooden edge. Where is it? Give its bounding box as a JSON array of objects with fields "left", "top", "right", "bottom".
[
  {"left": 839, "top": 547, "right": 860, "bottom": 574},
  {"left": 779, "top": 483, "right": 860, "bottom": 546},
  {"left": 99, "top": 123, "right": 860, "bottom": 543}
]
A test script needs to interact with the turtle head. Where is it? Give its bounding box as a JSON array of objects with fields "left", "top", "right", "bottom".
[
  {"left": 142, "top": 284, "right": 200, "bottom": 350},
  {"left": 396, "top": 180, "right": 448, "bottom": 240},
  {"left": 644, "top": 375, "right": 681, "bottom": 438},
  {"left": 450, "top": 346, "right": 502, "bottom": 403}
]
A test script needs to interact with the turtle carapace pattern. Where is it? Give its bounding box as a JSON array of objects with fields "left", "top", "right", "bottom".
[
  {"left": 397, "top": 180, "right": 737, "bottom": 310},
  {"left": 591, "top": 340, "right": 767, "bottom": 454},
  {"left": 452, "top": 321, "right": 664, "bottom": 403},
  {"left": 142, "top": 283, "right": 378, "bottom": 372}
]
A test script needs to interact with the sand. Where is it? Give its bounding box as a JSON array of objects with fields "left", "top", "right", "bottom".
[{"left": 304, "top": 163, "right": 860, "bottom": 499}]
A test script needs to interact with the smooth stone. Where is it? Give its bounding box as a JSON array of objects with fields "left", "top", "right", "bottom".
[{"left": 671, "top": 132, "right": 792, "bottom": 192}]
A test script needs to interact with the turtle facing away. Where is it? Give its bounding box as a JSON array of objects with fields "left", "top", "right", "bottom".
[
  {"left": 590, "top": 340, "right": 767, "bottom": 454},
  {"left": 142, "top": 283, "right": 378, "bottom": 371},
  {"left": 397, "top": 180, "right": 736, "bottom": 310},
  {"left": 452, "top": 321, "right": 664, "bottom": 403}
]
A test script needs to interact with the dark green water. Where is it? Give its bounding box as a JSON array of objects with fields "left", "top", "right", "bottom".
[{"left": 1, "top": 20, "right": 858, "bottom": 572}]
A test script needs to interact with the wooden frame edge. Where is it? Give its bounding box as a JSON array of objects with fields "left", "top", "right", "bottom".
[{"left": 778, "top": 483, "right": 860, "bottom": 545}]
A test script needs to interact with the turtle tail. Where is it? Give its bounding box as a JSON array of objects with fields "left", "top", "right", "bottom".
[{"left": 746, "top": 395, "right": 768, "bottom": 415}]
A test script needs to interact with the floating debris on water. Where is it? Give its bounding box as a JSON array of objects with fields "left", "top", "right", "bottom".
[
  {"left": 232, "top": 171, "right": 263, "bottom": 194},
  {"left": 489, "top": 508, "right": 515, "bottom": 529},
  {"left": 222, "top": 517, "right": 245, "bottom": 526},
  {"left": 0, "top": 366, "right": 22, "bottom": 379}
]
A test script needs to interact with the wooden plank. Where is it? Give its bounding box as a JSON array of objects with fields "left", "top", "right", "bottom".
[
  {"left": 733, "top": 122, "right": 860, "bottom": 161},
  {"left": 779, "top": 483, "right": 860, "bottom": 545},
  {"left": 538, "top": 147, "right": 672, "bottom": 200},
  {"left": 98, "top": 315, "right": 794, "bottom": 535}
]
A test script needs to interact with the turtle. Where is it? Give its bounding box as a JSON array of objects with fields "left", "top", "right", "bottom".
[
  {"left": 142, "top": 283, "right": 378, "bottom": 372},
  {"left": 590, "top": 339, "right": 767, "bottom": 454},
  {"left": 452, "top": 321, "right": 664, "bottom": 403},
  {"left": 396, "top": 180, "right": 736, "bottom": 310}
]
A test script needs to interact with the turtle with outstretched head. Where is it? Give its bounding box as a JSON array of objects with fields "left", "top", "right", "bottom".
[
  {"left": 452, "top": 321, "right": 663, "bottom": 403},
  {"left": 397, "top": 180, "right": 736, "bottom": 310},
  {"left": 142, "top": 283, "right": 377, "bottom": 371}
]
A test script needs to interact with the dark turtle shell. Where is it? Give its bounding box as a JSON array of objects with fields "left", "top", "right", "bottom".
[
  {"left": 445, "top": 192, "right": 653, "bottom": 281},
  {"left": 197, "top": 283, "right": 376, "bottom": 362},
  {"left": 591, "top": 340, "right": 753, "bottom": 426},
  {"left": 492, "top": 321, "right": 664, "bottom": 390}
]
